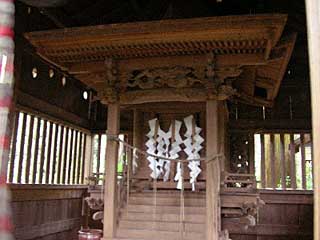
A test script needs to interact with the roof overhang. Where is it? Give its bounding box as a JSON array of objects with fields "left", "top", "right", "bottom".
[{"left": 25, "top": 14, "right": 295, "bottom": 106}]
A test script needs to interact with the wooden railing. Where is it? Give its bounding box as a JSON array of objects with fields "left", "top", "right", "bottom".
[
  {"left": 8, "top": 110, "right": 89, "bottom": 185},
  {"left": 254, "top": 132, "right": 313, "bottom": 190}
]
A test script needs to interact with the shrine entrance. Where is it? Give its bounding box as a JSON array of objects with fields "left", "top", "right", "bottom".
[
  {"left": 129, "top": 103, "right": 208, "bottom": 191},
  {"left": 25, "top": 14, "right": 295, "bottom": 240}
]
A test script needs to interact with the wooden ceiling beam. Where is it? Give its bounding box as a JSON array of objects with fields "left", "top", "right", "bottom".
[{"left": 68, "top": 53, "right": 267, "bottom": 75}]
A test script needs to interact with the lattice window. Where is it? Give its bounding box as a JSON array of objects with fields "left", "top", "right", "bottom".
[{"left": 7, "top": 111, "right": 88, "bottom": 185}]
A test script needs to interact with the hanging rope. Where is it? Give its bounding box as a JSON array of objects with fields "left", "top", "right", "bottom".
[
  {"left": 106, "top": 133, "right": 224, "bottom": 164},
  {"left": 179, "top": 161, "right": 185, "bottom": 240}
]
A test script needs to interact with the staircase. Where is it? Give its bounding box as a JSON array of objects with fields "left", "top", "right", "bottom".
[{"left": 116, "top": 191, "right": 206, "bottom": 240}]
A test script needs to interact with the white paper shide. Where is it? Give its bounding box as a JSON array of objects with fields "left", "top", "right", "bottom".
[{"left": 145, "top": 115, "right": 204, "bottom": 190}]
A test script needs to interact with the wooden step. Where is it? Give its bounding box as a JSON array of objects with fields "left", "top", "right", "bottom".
[
  {"left": 128, "top": 196, "right": 205, "bottom": 206},
  {"left": 120, "top": 211, "right": 205, "bottom": 223},
  {"left": 119, "top": 220, "right": 205, "bottom": 233},
  {"left": 125, "top": 204, "right": 206, "bottom": 214},
  {"left": 116, "top": 228, "right": 205, "bottom": 240},
  {"left": 129, "top": 191, "right": 205, "bottom": 199}
]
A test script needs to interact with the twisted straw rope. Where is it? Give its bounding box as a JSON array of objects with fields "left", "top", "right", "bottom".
[{"left": 106, "top": 133, "right": 224, "bottom": 164}]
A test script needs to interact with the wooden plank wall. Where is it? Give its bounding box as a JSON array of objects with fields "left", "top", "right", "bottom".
[
  {"left": 226, "top": 191, "right": 313, "bottom": 240},
  {"left": 10, "top": 185, "right": 87, "bottom": 240}
]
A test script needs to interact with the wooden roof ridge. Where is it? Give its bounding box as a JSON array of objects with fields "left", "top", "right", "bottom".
[
  {"left": 24, "top": 14, "right": 289, "bottom": 67},
  {"left": 24, "top": 14, "right": 287, "bottom": 46}
]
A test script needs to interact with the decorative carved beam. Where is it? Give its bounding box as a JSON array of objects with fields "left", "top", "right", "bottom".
[{"left": 68, "top": 53, "right": 267, "bottom": 75}]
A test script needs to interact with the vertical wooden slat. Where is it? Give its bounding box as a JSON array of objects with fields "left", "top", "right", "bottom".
[
  {"left": 77, "top": 133, "right": 83, "bottom": 184},
  {"left": 45, "top": 122, "right": 53, "bottom": 184},
  {"left": 57, "top": 126, "right": 65, "bottom": 184},
  {"left": 300, "top": 134, "right": 306, "bottom": 189},
  {"left": 51, "top": 124, "right": 59, "bottom": 184},
  {"left": 290, "top": 134, "right": 297, "bottom": 189},
  {"left": 32, "top": 118, "right": 41, "bottom": 184},
  {"left": 39, "top": 120, "right": 48, "bottom": 184},
  {"left": 81, "top": 134, "right": 87, "bottom": 184},
  {"left": 25, "top": 115, "right": 34, "bottom": 183},
  {"left": 280, "top": 133, "right": 286, "bottom": 189},
  {"left": 248, "top": 133, "right": 255, "bottom": 174},
  {"left": 72, "top": 131, "right": 79, "bottom": 184},
  {"left": 17, "top": 113, "right": 27, "bottom": 183},
  {"left": 62, "top": 127, "right": 69, "bottom": 184},
  {"left": 9, "top": 111, "right": 20, "bottom": 183},
  {"left": 260, "top": 134, "right": 266, "bottom": 188},
  {"left": 97, "top": 134, "right": 101, "bottom": 174},
  {"left": 270, "top": 134, "right": 276, "bottom": 189},
  {"left": 67, "top": 129, "right": 74, "bottom": 184}
]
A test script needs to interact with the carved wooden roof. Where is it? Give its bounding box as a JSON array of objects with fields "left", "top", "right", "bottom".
[{"left": 25, "top": 14, "right": 295, "bottom": 106}]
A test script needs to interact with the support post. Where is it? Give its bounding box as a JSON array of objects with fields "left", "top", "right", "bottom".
[
  {"left": 218, "top": 102, "right": 228, "bottom": 172},
  {"left": 133, "top": 109, "right": 143, "bottom": 150},
  {"left": 132, "top": 109, "right": 143, "bottom": 174},
  {"left": 103, "top": 103, "right": 120, "bottom": 240},
  {"left": 206, "top": 100, "right": 221, "bottom": 240},
  {"left": 305, "top": 2, "right": 320, "bottom": 239}
]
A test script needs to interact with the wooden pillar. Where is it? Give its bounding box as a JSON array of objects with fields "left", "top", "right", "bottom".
[
  {"left": 206, "top": 100, "right": 221, "bottom": 240},
  {"left": 305, "top": 2, "right": 320, "bottom": 239},
  {"left": 218, "top": 102, "right": 228, "bottom": 172},
  {"left": 103, "top": 103, "right": 120, "bottom": 240},
  {"left": 132, "top": 109, "right": 143, "bottom": 174},
  {"left": 133, "top": 109, "right": 143, "bottom": 149}
]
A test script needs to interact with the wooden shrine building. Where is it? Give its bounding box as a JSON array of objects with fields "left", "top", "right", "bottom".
[{"left": 5, "top": 0, "right": 316, "bottom": 240}]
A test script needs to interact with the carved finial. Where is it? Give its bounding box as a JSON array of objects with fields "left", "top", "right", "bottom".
[
  {"left": 206, "top": 52, "right": 216, "bottom": 81},
  {"left": 100, "top": 58, "right": 119, "bottom": 104}
]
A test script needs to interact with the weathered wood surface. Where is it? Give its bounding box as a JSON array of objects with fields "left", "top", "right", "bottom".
[
  {"left": 206, "top": 100, "right": 220, "bottom": 240},
  {"left": 25, "top": 15, "right": 287, "bottom": 61},
  {"left": 16, "top": 90, "right": 90, "bottom": 132},
  {"left": 10, "top": 185, "right": 87, "bottom": 240},
  {"left": 103, "top": 103, "right": 120, "bottom": 240},
  {"left": 225, "top": 190, "right": 313, "bottom": 239},
  {"left": 279, "top": 134, "right": 286, "bottom": 190},
  {"left": 25, "top": 15, "right": 295, "bottom": 107}
]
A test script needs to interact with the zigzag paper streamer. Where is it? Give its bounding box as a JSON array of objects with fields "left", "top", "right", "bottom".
[
  {"left": 132, "top": 148, "right": 138, "bottom": 174},
  {"left": 183, "top": 115, "right": 204, "bottom": 191},
  {"left": 145, "top": 118, "right": 161, "bottom": 179},
  {"left": 170, "top": 120, "right": 184, "bottom": 189},
  {"left": 156, "top": 125, "right": 172, "bottom": 181}
]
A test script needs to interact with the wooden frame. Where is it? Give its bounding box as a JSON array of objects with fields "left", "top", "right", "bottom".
[{"left": 305, "top": 1, "right": 320, "bottom": 239}]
